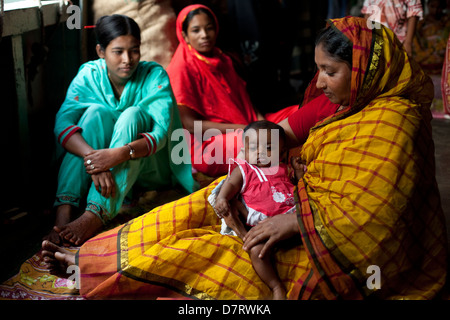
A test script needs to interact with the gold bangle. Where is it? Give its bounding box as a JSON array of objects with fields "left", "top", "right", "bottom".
[{"left": 125, "top": 143, "right": 136, "bottom": 160}]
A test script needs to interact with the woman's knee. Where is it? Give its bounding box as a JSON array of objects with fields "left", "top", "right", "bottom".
[
  {"left": 115, "top": 106, "right": 149, "bottom": 131},
  {"left": 80, "top": 104, "right": 116, "bottom": 127}
]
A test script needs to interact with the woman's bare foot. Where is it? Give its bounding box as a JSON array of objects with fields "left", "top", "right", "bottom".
[
  {"left": 43, "top": 205, "right": 73, "bottom": 245},
  {"left": 41, "top": 240, "right": 76, "bottom": 275},
  {"left": 54, "top": 211, "right": 103, "bottom": 246}
]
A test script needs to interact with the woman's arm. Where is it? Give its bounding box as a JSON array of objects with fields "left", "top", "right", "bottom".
[
  {"left": 178, "top": 105, "right": 247, "bottom": 134},
  {"left": 81, "top": 138, "right": 149, "bottom": 198},
  {"left": 63, "top": 132, "right": 94, "bottom": 158},
  {"left": 83, "top": 138, "right": 149, "bottom": 175},
  {"left": 62, "top": 132, "right": 130, "bottom": 198},
  {"left": 404, "top": 16, "right": 418, "bottom": 56},
  {"left": 242, "top": 213, "right": 300, "bottom": 258},
  {"left": 278, "top": 94, "right": 339, "bottom": 148},
  {"left": 277, "top": 118, "right": 301, "bottom": 149}
]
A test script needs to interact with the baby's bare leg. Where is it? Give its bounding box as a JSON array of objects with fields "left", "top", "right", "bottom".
[
  {"left": 222, "top": 206, "right": 248, "bottom": 239},
  {"left": 232, "top": 199, "right": 249, "bottom": 220},
  {"left": 249, "top": 243, "right": 286, "bottom": 300}
]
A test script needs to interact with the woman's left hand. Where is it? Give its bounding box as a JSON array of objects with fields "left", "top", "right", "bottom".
[
  {"left": 84, "top": 148, "right": 127, "bottom": 174},
  {"left": 242, "top": 213, "right": 299, "bottom": 258}
]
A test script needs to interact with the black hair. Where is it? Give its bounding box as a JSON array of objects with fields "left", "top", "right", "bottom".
[
  {"left": 429, "top": 0, "right": 447, "bottom": 9},
  {"left": 243, "top": 120, "right": 286, "bottom": 144},
  {"left": 181, "top": 7, "right": 216, "bottom": 34},
  {"left": 95, "top": 14, "right": 141, "bottom": 50},
  {"left": 315, "top": 25, "right": 353, "bottom": 67}
]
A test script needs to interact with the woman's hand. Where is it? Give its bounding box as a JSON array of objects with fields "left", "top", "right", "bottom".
[
  {"left": 91, "top": 171, "right": 116, "bottom": 198},
  {"left": 242, "top": 213, "right": 299, "bottom": 258},
  {"left": 84, "top": 147, "right": 128, "bottom": 175}
]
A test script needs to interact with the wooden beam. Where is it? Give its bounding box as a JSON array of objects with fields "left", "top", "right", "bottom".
[
  {"left": 3, "top": 1, "right": 69, "bottom": 37},
  {"left": 11, "top": 33, "right": 31, "bottom": 185},
  {"left": 4, "top": 1, "right": 70, "bottom": 192}
]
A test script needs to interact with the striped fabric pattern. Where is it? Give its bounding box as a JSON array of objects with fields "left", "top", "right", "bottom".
[
  {"left": 76, "top": 17, "right": 447, "bottom": 300},
  {"left": 295, "top": 17, "right": 447, "bottom": 299},
  {"left": 78, "top": 177, "right": 311, "bottom": 299}
]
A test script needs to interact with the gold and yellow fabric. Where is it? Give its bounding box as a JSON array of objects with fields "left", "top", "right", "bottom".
[
  {"left": 76, "top": 17, "right": 447, "bottom": 300},
  {"left": 78, "top": 178, "right": 310, "bottom": 299},
  {"left": 295, "top": 17, "right": 447, "bottom": 299}
]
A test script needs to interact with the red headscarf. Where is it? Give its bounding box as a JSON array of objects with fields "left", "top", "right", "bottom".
[
  {"left": 166, "top": 4, "right": 257, "bottom": 125},
  {"left": 301, "top": 17, "right": 373, "bottom": 108},
  {"left": 303, "top": 16, "right": 432, "bottom": 128}
]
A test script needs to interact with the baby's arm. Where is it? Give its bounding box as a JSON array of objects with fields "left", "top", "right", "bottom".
[
  {"left": 215, "top": 167, "right": 249, "bottom": 238},
  {"left": 215, "top": 167, "right": 244, "bottom": 218}
]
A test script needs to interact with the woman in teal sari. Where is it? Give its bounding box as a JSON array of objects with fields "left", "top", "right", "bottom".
[{"left": 46, "top": 14, "right": 196, "bottom": 246}]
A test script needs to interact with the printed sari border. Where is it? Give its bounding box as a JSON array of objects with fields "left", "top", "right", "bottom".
[
  {"left": 117, "top": 220, "right": 214, "bottom": 300},
  {"left": 298, "top": 269, "right": 315, "bottom": 300},
  {"left": 309, "top": 198, "right": 370, "bottom": 297},
  {"left": 295, "top": 182, "right": 338, "bottom": 299},
  {"left": 120, "top": 265, "right": 214, "bottom": 300},
  {"left": 356, "top": 27, "right": 384, "bottom": 109},
  {"left": 295, "top": 180, "right": 365, "bottom": 299}
]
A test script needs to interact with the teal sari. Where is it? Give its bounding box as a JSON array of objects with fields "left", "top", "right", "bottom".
[{"left": 54, "top": 59, "right": 197, "bottom": 223}]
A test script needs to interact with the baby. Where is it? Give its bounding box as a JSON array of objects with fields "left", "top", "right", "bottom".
[{"left": 211, "top": 120, "right": 305, "bottom": 300}]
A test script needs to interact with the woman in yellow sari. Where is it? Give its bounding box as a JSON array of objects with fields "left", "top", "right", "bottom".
[{"left": 42, "top": 16, "right": 447, "bottom": 299}]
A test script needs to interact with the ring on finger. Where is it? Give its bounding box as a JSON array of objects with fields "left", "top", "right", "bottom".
[
  {"left": 87, "top": 159, "right": 92, "bottom": 165},
  {"left": 90, "top": 164, "right": 95, "bottom": 170}
]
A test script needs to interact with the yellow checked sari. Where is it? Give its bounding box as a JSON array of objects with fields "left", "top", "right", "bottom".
[{"left": 77, "top": 17, "right": 447, "bottom": 300}]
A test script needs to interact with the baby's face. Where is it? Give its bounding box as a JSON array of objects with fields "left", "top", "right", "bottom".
[{"left": 243, "top": 129, "right": 283, "bottom": 167}]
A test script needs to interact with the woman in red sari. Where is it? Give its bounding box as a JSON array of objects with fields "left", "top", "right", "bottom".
[{"left": 166, "top": 4, "right": 298, "bottom": 177}]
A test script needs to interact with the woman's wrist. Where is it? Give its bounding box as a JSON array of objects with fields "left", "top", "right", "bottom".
[
  {"left": 120, "top": 145, "right": 132, "bottom": 162},
  {"left": 124, "top": 143, "right": 136, "bottom": 160}
]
